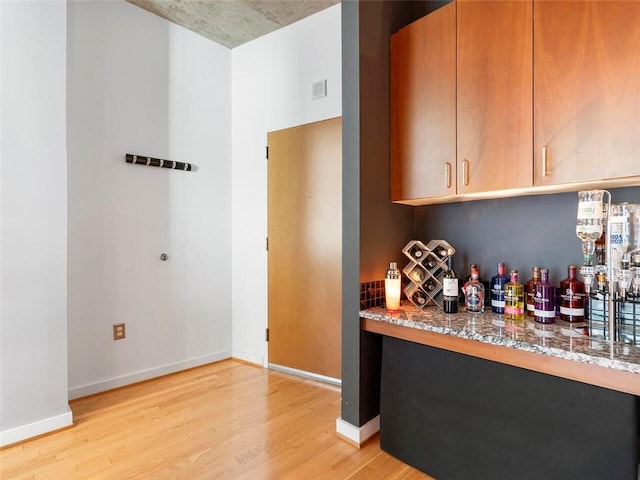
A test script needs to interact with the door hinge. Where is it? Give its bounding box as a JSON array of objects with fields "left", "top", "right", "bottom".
[
  {"left": 265, "top": 328, "right": 269, "bottom": 342},
  {"left": 266, "top": 146, "right": 269, "bottom": 159},
  {"left": 266, "top": 236, "right": 269, "bottom": 251}
]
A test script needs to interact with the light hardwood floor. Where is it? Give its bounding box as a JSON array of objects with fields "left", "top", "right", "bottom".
[{"left": 0, "top": 359, "right": 432, "bottom": 479}]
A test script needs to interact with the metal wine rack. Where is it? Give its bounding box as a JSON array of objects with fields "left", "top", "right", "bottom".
[
  {"left": 586, "top": 293, "right": 640, "bottom": 345},
  {"left": 401, "top": 239, "right": 455, "bottom": 309}
]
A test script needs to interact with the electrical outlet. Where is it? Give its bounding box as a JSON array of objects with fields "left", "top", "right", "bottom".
[{"left": 113, "top": 323, "right": 126, "bottom": 340}]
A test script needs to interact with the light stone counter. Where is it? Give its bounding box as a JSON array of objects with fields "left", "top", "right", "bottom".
[{"left": 361, "top": 303, "right": 640, "bottom": 391}]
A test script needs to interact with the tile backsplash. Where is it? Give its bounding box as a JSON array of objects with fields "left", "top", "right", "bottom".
[{"left": 360, "top": 280, "right": 385, "bottom": 310}]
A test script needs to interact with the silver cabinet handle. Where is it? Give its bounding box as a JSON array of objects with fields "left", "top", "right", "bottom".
[
  {"left": 462, "top": 159, "right": 470, "bottom": 186},
  {"left": 445, "top": 162, "right": 452, "bottom": 188},
  {"left": 542, "top": 145, "right": 548, "bottom": 177}
]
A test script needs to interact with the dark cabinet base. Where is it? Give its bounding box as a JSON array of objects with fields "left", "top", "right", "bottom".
[{"left": 380, "top": 336, "right": 639, "bottom": 480}]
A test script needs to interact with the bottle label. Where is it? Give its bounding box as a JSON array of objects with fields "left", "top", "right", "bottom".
[
  {"left": 491, "top": 299, "right": 505, "bottom": 308},
  {"left": 534, "top": 308, "right": 556, "bottom": 318},
  {"left": 443, "top": 278, "right": 458, "bottom": 297},
  {"left": 560, "top": 306, "right": 585, "bottom": 316},
  {"left": 577, "top": 201, "right": 603, "bottom": 220},
  {"left": 609, "top": 232, "right": 624, "bottom": 246},
  {"left": 576, "top": 225, "right": 602, "bottom": 236},
  {"left": 467, "top": 291, "right": 482, "bottom": 312},
  {"left": 504, "top": 306, "right": 524, "bottom": 315}
]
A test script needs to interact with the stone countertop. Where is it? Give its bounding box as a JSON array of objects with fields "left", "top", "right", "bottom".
[{"left": 360, "top": 303, "right": 640, "bottom": 376}]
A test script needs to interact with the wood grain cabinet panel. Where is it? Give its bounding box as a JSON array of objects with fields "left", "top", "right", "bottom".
[
  {"left": 534, "top": 1, "right": 640, "bottom": 186},
  {"left": 391, "top": 0, "right": 640, "bottom": 205},
  {"left": 391, "top": 2, "right": 456, "bottom": 202},
  {"left": 457, "top": 0, "right": 533, "bottom": 194}
]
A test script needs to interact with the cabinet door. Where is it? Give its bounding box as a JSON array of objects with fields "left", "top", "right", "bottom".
[
  {"left": 391, "top": 3, "right": 456, "bottom": 202},
  {"left": 457, "top": 0, "right": 533, "bottom": 194},
  {"left": 534, "top": 1, "right": 640, "bottom": 186}
]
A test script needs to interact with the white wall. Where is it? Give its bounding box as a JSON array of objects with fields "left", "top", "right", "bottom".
[
  {"left": 231, "top": 5, "right": 342, "bottom": 365},
  {"left": 0, "top": 0, "right": 72, "bottom": 445},
  {"left": 0, "top": 0, "right": 339, "bottom": 445},
  {"left": 67, "top": 0, "right": 232, "bottom": 398}
]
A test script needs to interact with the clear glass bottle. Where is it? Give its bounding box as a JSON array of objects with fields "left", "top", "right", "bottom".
[
  {"left": 385, "top": 262, "right": 401, "bottom": 311},
  {"left": 632, "top": 253, "right": 640, "bottom": 299},
  {"left": 463, "top": 264, "right": 485, "bottom": 313},
  {"left": 525, "top": 266, "right": 540, "bottom": 317},
  {"left": 443, "top": 248, "right": 458, "bottom": 314},
  {"left": 559, "top": 265, "right": 585, "bottom": 322},
  {"left": 490, "top": 262, "right": 509, "bottom": 314},
  {"left": 576, "top": 190, "right": 605, "bottom": 266},
  {"left": 534, "top": 268, "right": 555, "bottom": 324},
  {"left": 595, "top": 203, "right": 608, "bottom": 267},
  {"left": 504, "top": 270, "right": 525, "bottom": 321}
]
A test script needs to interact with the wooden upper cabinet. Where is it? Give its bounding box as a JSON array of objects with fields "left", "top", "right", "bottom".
[
  {"left": 534, "top": 1, "right": 640, "bottom": 186},
  {"left": 391, "top": 2, "right": 456, "bottom": 203},
  {"left": 457, "top": 0, "right": 533, "bottom": 195}
]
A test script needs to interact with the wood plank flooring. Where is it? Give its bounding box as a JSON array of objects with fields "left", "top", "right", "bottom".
[{"left": 0, "top": 359, "right": 433, "bottom": 479}]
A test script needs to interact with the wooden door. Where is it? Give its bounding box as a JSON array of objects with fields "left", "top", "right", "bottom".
[
  {"left": 457, "top": 0, "right": 533, "bottom": 194},
  {"left": 534, "top": 1, "right": 640, "bottom": 186},
  {"left": 391, "top": 2, "right": 456, "bottom": 203},
  {"left": 267, "top": 117, "right": 342, "bottom": 380}
]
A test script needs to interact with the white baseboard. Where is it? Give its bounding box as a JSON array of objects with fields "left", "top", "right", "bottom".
[
  {"left": 231, "top": 349, "right": 264, "bottom": 367},
  {"left": 1, "top": 408, "right": 73, "bottom": 447},
  {"left": 68, "top": 351, "right": 232, "bottom": 400},
  {"left": 268, "top": 363, "right": 341, "bottom": 386},
  {"left": 335, "top": 415, "right": 380, "bottom": 446}
]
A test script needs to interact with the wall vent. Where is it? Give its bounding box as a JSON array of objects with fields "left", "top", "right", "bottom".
[{"left": 312, "top": 79, "right": 327, "bottom": 100}]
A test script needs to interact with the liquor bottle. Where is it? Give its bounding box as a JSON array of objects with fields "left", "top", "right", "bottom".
[
  {"left": 459, "top": 264, "right": 480, "bottom": 304},
  {"left": 560, "top": 265, "right": 585, "bottom": 322},
  {"left": 534, "top": 268, "right": 555, "bottom": 324},
  {"left": 504, "top": 270, "right": 525, "bottom": 321},
  {"left": 443, "top": 248, "right": 458, "bottom": 314},
  {"left": 632, "top": 253, "right": 640, "bottom": 298},
  {"left": 463, "top": 264, "right": 485, "bottom": 313},
  {"left": 490, "top": 262, "right": 509, "bottom": 314},
  {"left": 525, "top": 267, "right": 540, "bottom": 317},
  {"left": 595, "top": 204, "right": 607, "bottom": 266}
]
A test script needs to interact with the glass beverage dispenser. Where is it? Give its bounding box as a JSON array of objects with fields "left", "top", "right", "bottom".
[
  {"left": 576, "top": 190, "right": 608, "bottom": 294},
  {"left": 577, "top": 190, "right": 640, "bottom": 343}
]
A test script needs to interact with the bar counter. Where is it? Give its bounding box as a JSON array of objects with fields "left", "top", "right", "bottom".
[
  {"left": 361, "top": 303, "right": 640, "bottom": 479},
  {"left": 361, "top": 303, "right": 640, "bottom": 395}
]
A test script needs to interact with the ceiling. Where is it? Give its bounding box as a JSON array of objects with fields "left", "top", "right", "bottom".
[{"left": 126, "top": 0, "right": 340, "bottom": 49}]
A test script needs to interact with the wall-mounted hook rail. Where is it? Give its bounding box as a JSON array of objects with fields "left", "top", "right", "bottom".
[{"left": 125, "top": 153, "right": 193, "bottom": 172}]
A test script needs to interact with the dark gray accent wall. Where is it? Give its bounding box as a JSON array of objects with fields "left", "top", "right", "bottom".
[
  {"left": 341, "top": 0, "right": 362, "bottom": 427},
  {"left": 414, "top": 187, "right": 640, "bottom": 284},
  {"left": 341, "top": 0, "right": 448, "bottom": 429},
  {"left": 342, "top": 0, "right": 640, "bottom": 435}
]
